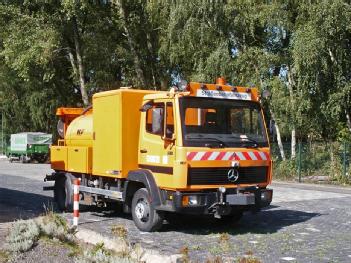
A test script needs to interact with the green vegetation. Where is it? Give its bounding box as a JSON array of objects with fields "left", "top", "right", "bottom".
[
  {"left": 3, "top": 212, "right": 74, "bottom": 254},
  {"left": 0, "top": 250, "right": 9, "bottom": 263},
  {"left": 4, "top": 219, "right": 40, "bottom": 252},
  {"left": 75, "top": 242, "right": 136, "bottom": 263},
  {"left": 272, "top": 142, "right": 351, "bottom": 184},
  {"left": 111, "top": 224, "right": 128, "bottom": 240},
  {"left": 0, "top": 0, "right": 350, "bottom": 162},
  {"left": 2, "top": 214, "right": 137, "bottom": 262}
]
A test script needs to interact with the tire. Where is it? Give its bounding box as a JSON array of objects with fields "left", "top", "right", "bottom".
[
  {"left": 19, "top": 155, "right": 25, "bottom": 163},
  {"left": 131, "top": 188, "right": 164, "bottom": 232},
  {"left": 54, "top": 173, "right": 74, "bottom": 212}
]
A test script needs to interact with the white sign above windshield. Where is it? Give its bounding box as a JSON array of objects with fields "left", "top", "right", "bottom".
[{"left": 196, "top": 89, "right": 251, "bottom": 101}]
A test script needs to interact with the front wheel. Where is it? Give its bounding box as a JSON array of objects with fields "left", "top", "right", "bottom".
[{"left": 131, "top": 188, "right": 164, "bottom": 232}]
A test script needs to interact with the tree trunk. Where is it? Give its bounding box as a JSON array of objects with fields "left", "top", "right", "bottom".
[
  {"left": 291, "top": 128, "right": 296, "bottom": 159},
  {"left": 270, "top": 110, "right": 286, "bottom": 161},
  {"left": 115, "top": 0, "right": 147, "bottom": 87},
  {"left": 287, "top": 65, "right": 296, "bottom": 159},
  {"left": 68, "top": 50, "right": 78, "bottom": 77},
  {"left": 345, "top": 109, "right": 351, "bottom": 132},
  {"left": 72, "top": 16, "right": 89, "bottom": 106},
  {"left": 146, "top": 32, "right": 157, "bottom": 90},
  {"left": 254, "top": 64, "right": 285, "bottom": 160}
]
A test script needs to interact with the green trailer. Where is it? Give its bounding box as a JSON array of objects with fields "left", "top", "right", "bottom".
[{"left": 6, "top": 132, "right": 52, "bottom": 163}]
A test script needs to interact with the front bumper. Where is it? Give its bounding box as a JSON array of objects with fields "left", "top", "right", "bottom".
[{"left": 158, "top": 187, "right": 273, "bottom": 215}]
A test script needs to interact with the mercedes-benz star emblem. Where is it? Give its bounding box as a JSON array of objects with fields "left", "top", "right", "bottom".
[{"left": 227, "top": 168, "right": 239, "bottom": 182}]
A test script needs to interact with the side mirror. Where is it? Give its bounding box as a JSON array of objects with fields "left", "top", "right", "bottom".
[{"left": 139, "top": 101, "right": 153, "bottom": 112}]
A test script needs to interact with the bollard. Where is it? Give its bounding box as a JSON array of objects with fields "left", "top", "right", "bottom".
[{"left": 73, "top": 179, "right": 80, "bottom": 227}]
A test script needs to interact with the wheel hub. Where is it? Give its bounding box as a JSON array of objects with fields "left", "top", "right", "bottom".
[{"left": 135, "top": 200, "right": 149, "bottom": 221}]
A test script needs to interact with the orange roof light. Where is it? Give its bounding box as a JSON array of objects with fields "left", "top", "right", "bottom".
[{"left": 216, "top": 77, "right": 226, "bottom": 85}]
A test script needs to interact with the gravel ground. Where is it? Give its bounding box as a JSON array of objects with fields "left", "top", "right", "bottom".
[{"left": 6, "top": 239, "right": 74, "bottom": 263}]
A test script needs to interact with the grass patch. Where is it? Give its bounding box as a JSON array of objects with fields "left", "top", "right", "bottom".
[
  {"left": 75, "top": 242, "right": 136, "bottom": 263},
  {"left": 4, "top": 212, "right": 76, "bottom": 254},
  {"left": 4, "top": 219, "right": 40, "bottom": 252},
  {"left": 3, "top": 213, "right": 142, "bottom": 262},
  {"left": 0, "top": 250, "right": 9, "bottom": 263},
  {"left": 237, "top": 251, "right": 261, "bottom": 263},
  {"left": 179, "top": 246, "right": 190, "bottom": 263},
  {"left": 205, "top": 256, "right": 223, "bottom": 263},
  {"left": 111, "top": 225, "right": 128, "bottom": 240},
  {"left": 40, "top": 235, "right": 82, "bottom": 258}
]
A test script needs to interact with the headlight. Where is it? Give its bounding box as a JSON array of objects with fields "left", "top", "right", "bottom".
[
  {"left": 182, "top": 195, "right": 199, "bottom": 206},
  {"left": 261, "top": 191, "right": 272, "bottom": 201},
  {"left": 188, "top": 196, "right": 198, "bottom": 205}
]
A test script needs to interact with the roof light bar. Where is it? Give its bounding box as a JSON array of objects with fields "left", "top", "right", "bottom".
[{"left": 231, "top": 86, "right": 238, "bottom": 92}]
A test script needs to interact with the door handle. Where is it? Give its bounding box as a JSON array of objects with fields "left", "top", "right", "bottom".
[{"left": 140, "top": 149, "right": 148, "bottom": 153}]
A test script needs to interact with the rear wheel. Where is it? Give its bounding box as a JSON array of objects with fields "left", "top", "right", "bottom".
[
  {"left": 19, "top": 155, "right": 25, "bottom": 163},
  {"left": 54, "top": 173, "right": 74, "bottom": 212},
  {"left": 131, "top": 188, "right": 164, "bottom": 232}
]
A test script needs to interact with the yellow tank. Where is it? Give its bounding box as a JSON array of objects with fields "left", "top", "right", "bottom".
[
  {"left": 65, "top": 112, "right": 93, "bottom": 147},
  {"left": 51, "top": 90, "right": 156, "bottom": 175}
]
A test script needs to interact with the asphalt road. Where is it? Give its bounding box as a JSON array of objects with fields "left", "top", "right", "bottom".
[{"left": 1, "top": 159, "right": 351, "bottom": 262}]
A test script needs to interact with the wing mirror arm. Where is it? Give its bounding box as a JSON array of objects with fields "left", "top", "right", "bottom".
[{"left": 162, "top": 133, "right": 176, "bottom": 142}]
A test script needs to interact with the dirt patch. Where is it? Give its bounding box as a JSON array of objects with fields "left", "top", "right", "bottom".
[
  {"left": 9, "top": 239, "right": 75, "bottom": 263},
  {"left": 0, "top": 223, "right": 11, "bottom": 244}
]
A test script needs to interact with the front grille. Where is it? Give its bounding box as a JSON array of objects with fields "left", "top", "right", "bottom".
[{"left": 188, "top": 166, "right": 268, "bottom": 185}]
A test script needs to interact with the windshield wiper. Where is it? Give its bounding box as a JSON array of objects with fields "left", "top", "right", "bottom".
[
  {"left": 186, "top": 136, "right": 226, "bottom": 148},
  {"left": 228, "top": 135, "right": 259, "bottom": 148}
]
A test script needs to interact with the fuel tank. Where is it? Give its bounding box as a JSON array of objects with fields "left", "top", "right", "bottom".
[{"left": 65, "top": 113, "right": 93, "bottom": 147}]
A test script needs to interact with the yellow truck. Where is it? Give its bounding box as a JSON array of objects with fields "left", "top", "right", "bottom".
[{"left": 44, "top": 79, "right": 273, "bottom": 231}]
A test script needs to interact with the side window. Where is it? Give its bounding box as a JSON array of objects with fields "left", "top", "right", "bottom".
[
  {"left": 146, "top": 103, "right": 164, "bottom": 135},
  {"left": 165, "top": 102, "right": 174, "bottom": 138}
]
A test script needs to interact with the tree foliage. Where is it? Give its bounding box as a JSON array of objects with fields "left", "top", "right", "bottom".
[{"left": 0, "top": 0, "right": 350, "bottom": 144}]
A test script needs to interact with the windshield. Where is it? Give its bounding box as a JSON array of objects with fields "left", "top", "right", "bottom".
[{"left": 179, "top": 97, "right": 268, "bottom": 148}]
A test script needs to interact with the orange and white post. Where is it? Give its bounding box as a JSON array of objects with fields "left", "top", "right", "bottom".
[{"left": 73, "top": 179, "right": 80, "bottom": 227}]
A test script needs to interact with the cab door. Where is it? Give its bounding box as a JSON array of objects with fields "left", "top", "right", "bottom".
[{"left": 139, "top": 100, "right": 176, "bottom": 187}]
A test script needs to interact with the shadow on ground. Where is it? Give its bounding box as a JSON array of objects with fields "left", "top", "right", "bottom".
[
  {"left": 0, "top": 187, "right": 54, "bottom": 223},
  {"left": 78, "top": 204, "right": 321, "bottom": 235},
  {"left": 162, "top": 208, "right": 321, "bottom": 235}
]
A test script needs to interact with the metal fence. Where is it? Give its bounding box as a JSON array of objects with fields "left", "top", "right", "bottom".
[
  {"left": 271, "top": 141, "right": 350, "bottom": 183},
  {"left": 0, "top": 113, "right": 4, "bottom": 155}
]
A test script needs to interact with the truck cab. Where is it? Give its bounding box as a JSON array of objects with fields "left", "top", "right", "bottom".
[
  {"left": 135, "top": 81, "right": 272, "bottom": 221},
  {"left": 46, "top": 79, "right": 272, "bottom": 232}
]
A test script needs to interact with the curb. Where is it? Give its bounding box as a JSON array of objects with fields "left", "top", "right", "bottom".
[
  {"left": 75, "top": 227, "right": 181, "bottom": 263},
  {"left": 272, "top": 180, "right": 351, "bottom": 194}
]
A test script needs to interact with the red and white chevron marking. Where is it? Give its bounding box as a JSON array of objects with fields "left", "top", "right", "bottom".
[
  {"left": 186, "top": 151, "right": 270, "bottom": 161},
  {"left": 73, "top": 179, "right": 80, "bottom": 227}
]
